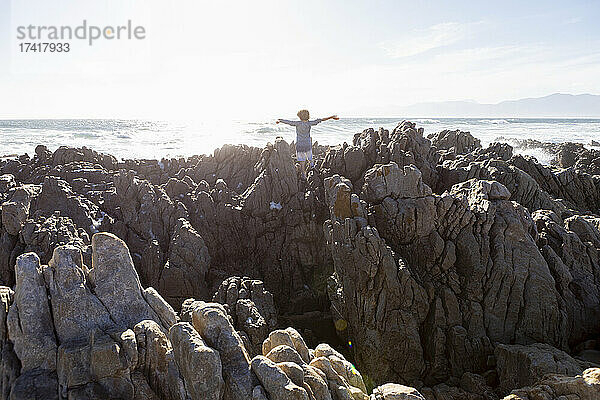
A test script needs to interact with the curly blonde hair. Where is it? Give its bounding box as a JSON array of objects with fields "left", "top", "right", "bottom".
[{"left": 297, "top": 109, "right": 310, "bottom": 121}]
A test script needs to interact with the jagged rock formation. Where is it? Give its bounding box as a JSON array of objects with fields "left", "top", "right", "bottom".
[
  {"left": 319, "top": 121, "right": 439, "bottom": 189},
  {"left": 0, "top": 233, "right": 419, "bottom": 399},
  {"left": 324, "top": 163, "right": 573, "bottom": 386},
  {"left": 212, "top": 276, "right": 278, "bottom": 356},
  {"left": 428, "top": 129, "right": 482, "bottom": 155},
  {"left": 4, "top": 233, "right": 177, "bottom": 398},
  {"left": 1, "top": 120, "right": 600, "bottom": 398}
]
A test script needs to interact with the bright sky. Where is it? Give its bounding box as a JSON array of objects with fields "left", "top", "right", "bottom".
[{"left": 0, "top": 0, "right": 599, "bottom": 119}]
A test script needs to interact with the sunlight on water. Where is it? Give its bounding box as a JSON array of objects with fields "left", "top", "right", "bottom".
[{"left": 1, "top": 118, "right": 599, "bottom": 163}]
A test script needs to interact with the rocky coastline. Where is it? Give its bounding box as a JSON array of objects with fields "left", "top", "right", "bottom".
[{"left": 0, "top": 120, "right": 599, "bottom": 399}]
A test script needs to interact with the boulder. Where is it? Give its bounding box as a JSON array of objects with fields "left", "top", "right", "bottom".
[
  {"left": 45, "top": 245, "right": 115, "bottom": 343},
  {"left": 6, "top": 253, "right": 57, "bottom": 372},
  {"left": 262, "top": 328, "right": 311, "bottom": 365},
  {"left": 34, "top": 176, "right": 106, "bottom": 235},
  {"left": 56, "top": 329, "right": 135, "bottom": 398},
  {"left": 169, "top": 322, "right": 224, "bottom": 400},
  {"left": 88, "top": 233, "right": 166, "bottom": 331},
  {"left": 495, "top": 343, "right": 584, "bottom": 393},
  {"left": 309, "top": 356, "right": 366, "bottom": 400},
  {"left": 266, "top": 345, "right": 305, "bottom": 366},
  {"left": 51, "top": 146, "right": 117, "bottom": 171},
  {"left": 189, "top": 301, "right": 253, "bottom": 400},
  {"left": 314, "top": 344, "right": 367, "bottom": 394},
  {"left": 20, "top": 213, "right": 89, "bottom": 266},
  {"left": 242, "top": 138, "right": 299, "bottom": 217},
  {"left": 361, "top": 162, "right": 431, "bottom": 203},
  {"left": 134, "top": 320, "right": 188, "bottom": 400},
  {"left": 0, "top": 175, "right": 16, "bottom": 195},
  {"left": 251, "top": 356, "right": 309, "bottom": 400}
]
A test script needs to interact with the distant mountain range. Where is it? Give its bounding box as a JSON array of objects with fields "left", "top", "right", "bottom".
[{"left": 364, "top": 93, "right": 600, "bottom": 118}]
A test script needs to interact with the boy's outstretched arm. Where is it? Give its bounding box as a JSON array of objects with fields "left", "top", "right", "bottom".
[{"left": 276, "top": 119, "right": 299, "bottom": 126}]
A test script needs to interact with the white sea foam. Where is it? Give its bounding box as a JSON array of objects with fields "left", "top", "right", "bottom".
[{"left": 513, "top": 148, "right": 555, "bottom": 165}]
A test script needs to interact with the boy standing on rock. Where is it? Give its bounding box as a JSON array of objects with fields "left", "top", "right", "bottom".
[{"left": 277, "top": 109, "right": 338, "bottom": 178}]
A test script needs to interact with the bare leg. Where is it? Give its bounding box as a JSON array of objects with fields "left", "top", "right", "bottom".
[{"left": 299, "top": 161, "right": 307, "bottom": 178}]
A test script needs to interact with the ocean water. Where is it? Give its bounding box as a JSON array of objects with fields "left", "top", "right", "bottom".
[{"left": 1, "top": 118, "right": 599, "bottom": 164}]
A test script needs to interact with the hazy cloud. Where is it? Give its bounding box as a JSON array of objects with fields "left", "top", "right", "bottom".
[{"left": 378, "top": 22, "right": 481, "bottom": 58}]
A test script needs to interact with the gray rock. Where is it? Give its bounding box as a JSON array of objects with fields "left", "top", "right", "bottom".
[
  {"left": 276, "top": 362, "right": 305, "bottom": 387},
  {"left": 45, "top": 245, "right": 115, "bottom": 343},
  {"left": 503, "top": 367, "right": 600, "bottom": 400},
  {"left": 213, "top": 276, "right": 277, "bottom": 357},
  {"left": 361, "top": 162, "right": 431, "bottom": 203},
  {"left": 262, "top": 328, "right": 311, "bottom": 365},
  {"left": 428, "top": 129, "right": 481, "bottom": 155},
  {"left": 9, "top": 368, "right": 58, "bottom": 400},
  {"left": 134, "top": 320, "right": 188, "bottom": 400},
  {"left": 56, "top": 329, "right": 135, "bottom": 399},
  {"left": 301, "top": 365, "right": 332, "bottom": 400},
  {"left": 495, "top": 343, "right": 584, "bottom": 393},
  {"left": 242, "top": 139, "right": 299, "bottom": 217},
  {"left": 34, "top": 176, "right": 105, "bottom": 236},
  {"left": 314, "top": 344, "right": 366, "bottom": 394},
  {"left": 2, "top": 187, "right": 36, "bottom": 236},
  {"left": 0, "top": 174, "right": 16, "bottom": 194},
  {"left": 131, "top": 371, "right": 161, "bottom": 400},
  {"left": 89, "top": 233, "right": 166, "bottom": 331},
  {"left": 169, "top": 322, "right": 224, "bottom": 400},
  {"left": 0, "top": 287, "right": 14, "bottom": 353},
  {"left": 251, "top": 356, "right": 309, "bottom": 400},
  {"left": 252, "top": 385, "right": 269, "bottom": 400},
  {"left": 6, "top": 253, "right": 57, "bottom": 372},
  {"left": 159, "top": 218, "right": 210, "bottom": 307},
  {"left": 143, "top": 287, "right": 178, "bottom": 329},
  {"left": 533, "top": 210, "right": 600, "bottom": 346},
  {"left": 266, "top": 345, "right": 305, "bottom": 366},
  {"left": 325, "top": 160, "right": 566, "bottom": 386},
  {"left": 308, "top": 356, "right": 363, "bottom": 400},
  {"left": 190, "top": 301, "right": 253, "bottom": 400},
  {"left": 20, "top": 213, "right": 89, "bottom": 266}
]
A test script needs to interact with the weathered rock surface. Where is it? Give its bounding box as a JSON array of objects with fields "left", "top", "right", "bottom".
[
  {"left": 0, "top": 235, "right": 408, "bottom": 400},
  {"left": 7, "top": 253, "right": 57, "bottom": 372},
  {"left": 324, "top": 160, "right": 591, "bottom": 388},
  {"left": 503, "top": 368, "right": 600, "bottom": 400},
  {"left": 2, "top": 186, "right": 37, "bottom": 236},
  {"left": 495, "top": 343, "right": 585, "bottom": 393},
  {"left": 169, "top": 322, "right": 224, "bottom": 400},
  {"left": 213, "top": 276, "right": 278, "bottom": 356},
  {"left": 251, "top": 356, "right": 309, "bottom": 400},
  {"left": 1, "top": 121, "right": 600, "bottom": 399},
  {"left": 186, "top": 300, "right": 254, "bottom": 399},
  {"left": 428, "top": 129, "right": 481, "bottom": 155}
]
